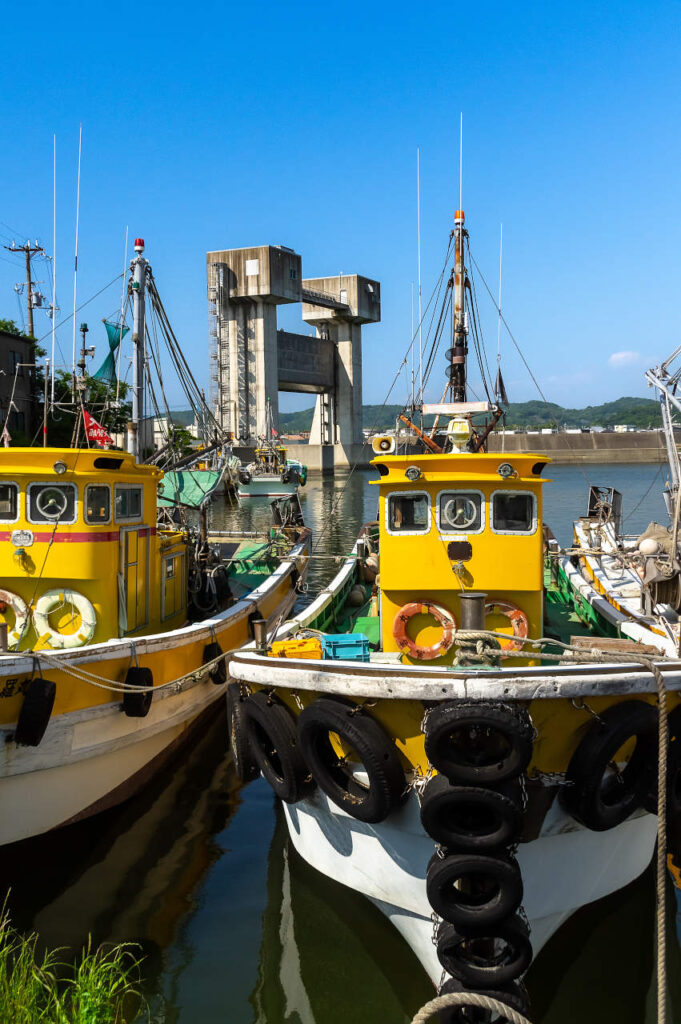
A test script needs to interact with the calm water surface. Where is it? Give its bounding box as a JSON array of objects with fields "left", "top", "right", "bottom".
[{"left": 1, "top": 463, "right": 677, "bottom": 1023}]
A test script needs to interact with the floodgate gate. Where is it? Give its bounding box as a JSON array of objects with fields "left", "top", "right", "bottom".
[{"left": 207, "top": 245, "right": 380, "bottom": 471}]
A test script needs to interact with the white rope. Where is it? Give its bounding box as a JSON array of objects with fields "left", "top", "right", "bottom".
[
  {"left": 32, "top": 648, "right": 229, "bottom": 694},
  {"left": 409, "top": 992, "right": 532, "bottom": 1024}
]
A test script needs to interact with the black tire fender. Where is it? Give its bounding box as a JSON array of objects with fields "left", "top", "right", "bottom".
[
  {"left": 426, "top": 851, "right": 523, "bottom": 929},
  {"left": 436, "top": 914, "right": 532, "bottom": 988},
  {"left": 227, "top": 683, "right": 259, "bottom": 782},
  {"left": 562, "top": 699, "right": 657, "bottom": 831},
  {"left": 241, "top": 690, "right": 311, "bottom": 803},
  {"left": 437, "top": 975, "right": 530, "bottom": 1024},
  {"left": 297, "top": 696, "right": 406, "bottom": 823},
  {"left": 425, "top": 702, "right": 534, "bottom": 785},
  {"left": 123, "top": 667, "right": 153, "bottom": 719},
  {"left": 14, "top": 677, "right": 56, "bottom": 747},
  {"left": 420, "top": 774, "right": 523, "bottom": 851},
  {"left": 203, "top": 640, "right": 227, "bottom": 685}
]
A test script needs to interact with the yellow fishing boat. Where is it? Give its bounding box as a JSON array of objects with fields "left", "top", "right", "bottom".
[
  {"left": 227, "top": 211, "right": 678, "bottom": 1022},
  {"left": 0, "top": 240, "right": 310, "bottom": 848}
]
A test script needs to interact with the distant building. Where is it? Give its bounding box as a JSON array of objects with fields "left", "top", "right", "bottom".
[
  {"left": 0, "top": 328, "right": 34, "bottom": 439},
  {"left": 614, "top": 424, "right": 635, "bottom": 433}
]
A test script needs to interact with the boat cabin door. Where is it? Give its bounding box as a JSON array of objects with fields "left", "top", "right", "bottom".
[{"left": 118, "top": 526, "right": 150, "bottom": 635}]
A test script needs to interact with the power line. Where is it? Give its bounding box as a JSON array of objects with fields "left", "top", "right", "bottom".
[{"left": 3, "top": 240, "right": 45, "bottom": 337}]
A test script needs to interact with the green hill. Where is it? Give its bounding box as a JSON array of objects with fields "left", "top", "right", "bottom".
[{"left": 278, "top": 397, "right": 662, "bottom": 433}]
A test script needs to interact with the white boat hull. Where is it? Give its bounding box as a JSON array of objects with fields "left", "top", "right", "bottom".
[
  {"left": 238, "top": 477, "right": 298, "bottom": 498},
  {"left": 283, "top": 786, "right": 657, "bottom": 986},
  {"left": 0, "top": 675, "right": 224, "bottom": 846}
]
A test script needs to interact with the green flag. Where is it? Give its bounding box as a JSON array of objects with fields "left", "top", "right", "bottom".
[{"left": 93, "top": 320, "right": 129, "bottom": 385}]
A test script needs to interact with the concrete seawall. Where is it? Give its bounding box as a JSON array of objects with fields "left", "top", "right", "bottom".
[{"left": 486, "top": 430, "right": 676, "bottom": 464}]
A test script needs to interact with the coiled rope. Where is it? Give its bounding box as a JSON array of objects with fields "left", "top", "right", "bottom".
[{"left": 409, "top": 992, "right": 532, "bottom": 1024}]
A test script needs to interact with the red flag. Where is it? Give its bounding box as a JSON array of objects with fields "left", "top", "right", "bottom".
[{"left": 83, "top": 410, "right": 113, "bottom": 448}]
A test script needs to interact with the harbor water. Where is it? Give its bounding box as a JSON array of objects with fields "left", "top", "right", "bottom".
[{"left": 1, "top": 462, "right": 678, "bottom": 1023}]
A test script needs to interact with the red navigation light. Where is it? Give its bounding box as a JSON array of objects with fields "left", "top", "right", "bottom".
[{"left": 134, "top": 238, "right": 145, "bottom": 251}]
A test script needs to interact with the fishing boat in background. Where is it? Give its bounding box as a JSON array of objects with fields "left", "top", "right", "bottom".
[
  {"left": 563, "top": 348, "right": 681, "bottom": 658},
  {"left": 0, "top": 239, "right": 310, "bottom": 848},
  {"left": 230, "top": 403, "right": 307, "bottom": 498},
  {"left": 226, "top": 209, "right": 677, "bottom": 1021}
]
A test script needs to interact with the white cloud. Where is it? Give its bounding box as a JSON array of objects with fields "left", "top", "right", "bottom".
[{"left": 608, "top": 351, "right": 640, "bottom": 367}]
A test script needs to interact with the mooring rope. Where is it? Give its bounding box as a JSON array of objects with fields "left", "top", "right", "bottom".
[{"left": 409, "top": 992, "right": 532, "bottom": 1024}]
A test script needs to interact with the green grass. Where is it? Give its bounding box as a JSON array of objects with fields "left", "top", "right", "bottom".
[{"left": 0, "top": 902, "right": 145, "bottom": 1024}]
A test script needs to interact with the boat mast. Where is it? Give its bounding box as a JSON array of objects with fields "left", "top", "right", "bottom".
[
  {"left": 127, "top": 238, "right": 148, "bottom": 459},
  {"left": 449, "top": 208, "right": 468, "bottom": 401}
]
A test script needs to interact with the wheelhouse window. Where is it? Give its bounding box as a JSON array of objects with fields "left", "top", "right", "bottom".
[
  {"left": 387, "top": 492, "right": 430, "bottom": 534},
  {"left": 0, "top": 483, "right": 18, "bottom": 522},
  {"left": 492, "top": 491, "right": 536, "bottom": 534},
  {"left": 85, "top": 484, "right": 111, "bottom": 524},
  {"left": 115, "top": 486, "right": 143, "bottom": 522},
  {"left": 28, "top": 483, "right": 77, "bottom": 524},
  {"left": 438, "top": 491, "right": 483, "bottom": 533}
]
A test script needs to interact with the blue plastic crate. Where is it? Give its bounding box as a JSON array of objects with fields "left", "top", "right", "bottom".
[{"left": 321, "top": 633, "right": 371, "bottom": 662}]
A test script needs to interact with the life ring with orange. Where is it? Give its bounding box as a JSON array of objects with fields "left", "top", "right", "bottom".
[
  {"left": 484, "top": 601, "right": 529, "bottom": 651},
  {"left": 393, "top": 601, "right": 456, "bottom": 661}
]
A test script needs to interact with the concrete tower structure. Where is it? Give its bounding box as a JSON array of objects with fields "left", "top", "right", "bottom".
[{"left": 207, "top": 245, "right": 380, "bottom": 469}]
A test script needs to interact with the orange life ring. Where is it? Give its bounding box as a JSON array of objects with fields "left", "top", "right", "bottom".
[
  {"left": 484, "top": 601, "right": 529, "bottom": 651},
  {"left": 393, "top": 601, "right": 456, "bottom": 661}
]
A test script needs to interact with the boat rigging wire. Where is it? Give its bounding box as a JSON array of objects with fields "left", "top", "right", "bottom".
[{"left": 468, "top": 247, "right": 548, "bottom": 404}]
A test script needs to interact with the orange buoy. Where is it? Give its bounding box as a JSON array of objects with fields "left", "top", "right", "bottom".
[
  {"left": 393, "top": 601, "right": 456, "bottom": 660},
  {"left": 484, "top": 601, "right": 529, "bottom": 651}
]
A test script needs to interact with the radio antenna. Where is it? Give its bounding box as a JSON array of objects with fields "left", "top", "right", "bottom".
[
  {"left": 71, "top": 124, "right": 82, "bottom": 402},
  {"left": 417, "top": 146, "right": 423, "bottom": 405}
]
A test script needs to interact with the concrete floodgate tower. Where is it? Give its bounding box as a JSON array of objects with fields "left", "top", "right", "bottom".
[{"left": 207, "top": 244, "right": 380, "bottom": 471}]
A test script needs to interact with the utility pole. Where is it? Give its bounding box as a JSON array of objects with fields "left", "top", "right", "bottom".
[{"left": 3, "top": 241, "right": 45, "bottom": 338}]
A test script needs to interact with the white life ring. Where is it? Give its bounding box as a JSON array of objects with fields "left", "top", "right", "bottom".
[
  {"left": 0, "top": 588, "right": 29, "bottom": 649},
  {"left": 33, "top": 589, "right": 97, "bottom": 649}
]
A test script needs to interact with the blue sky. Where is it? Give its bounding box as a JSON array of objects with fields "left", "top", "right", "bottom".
[{"left": 1, "top": 0, "right": 680, "bottom": 414}]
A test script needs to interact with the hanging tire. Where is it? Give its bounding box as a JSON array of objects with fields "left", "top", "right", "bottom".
[
  {"left": 14, "top": 677, "right": 56, "bottom": 747},
  {"left": 436, "top": 914, "right": 532, "bottom": 988},
  {"left": 562, "top": 700, "right": 657, "bottom": 831},
  {"left": 122, "top": 667, "right": 153, "bottom": 718},
  {"left": 437, "top": 975, "right": 530, "bottom": 1024},
  {"left": 227, "top": 683, "right": 258, "bottom": 782},
  {"left": 425, "top": 702, "right": 534, "bottom": 785},
  {"left": 241, "top": 690, "right": 310, "bottom": 803},
  {"left": 203, "top": 641, "right": 227, "bottom": 685},
  {"left": 420, "top": 774, "right": 523, "bottom": 851},
  {"left": 426, "top": 851, "right": 523, "bottom": 929},
  {"left": 297, "top": 696, "right": 406, "bottom": 823}
]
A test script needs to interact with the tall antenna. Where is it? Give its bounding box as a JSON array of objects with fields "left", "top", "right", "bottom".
[
  {"left": 417, "top": 147, "right": 423, "bottom": 403},
  {"left": 411, "top": 281, "right": 415, "bottom": 406},
  {"left": 459, "top": 112, "right": 463, "bottom": 212},
  {"left": 116, "top": 225, "right": 129, "bottom": 402},
  {"left": 51, "top": 134, "right": 56, "bottom": 404},
  {"left": 71, "top": 124, "right": 82, "bottom": 401},
  {"left": 496, "top": 222, "right": 503, "bottom": 369}
]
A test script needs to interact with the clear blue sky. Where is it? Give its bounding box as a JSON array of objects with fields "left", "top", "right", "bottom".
[{"left": 1, "top": 0, "right": 680, "bottom": 414}]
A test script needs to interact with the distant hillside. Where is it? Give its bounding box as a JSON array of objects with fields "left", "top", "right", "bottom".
[{"left": 278, "top": 397, "right": 662, "bottom": 433}]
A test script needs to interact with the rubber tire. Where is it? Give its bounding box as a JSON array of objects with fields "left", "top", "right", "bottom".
[
  {"left": 436, "top": 914, "right": 532, "bottom": 988},
  {"left": 437, "top": 975, "right": 530, "bottom": 1024},
  {"left": 14, "top": 677, "right": 56, "bottom": 747},
  {"left": 242, "top": 690, "right": 310, "bottom": 803},
  {"left": 425, "top": 702, "right": 534, "bottom": 785},
  {"left": 420, "top": 774, "right": 523, "bottom": 851},
  {"left": 227, "top": 684, "right": 259, "bottom": 782},
  {"left": 122, "top": 667, "right": 153, "bottom": 718},
  {"left": 298, "top": 696, "right": 406, "bottom": 823},
  {"left": 562, "top": 699, "right": 657, "bottom": 831},
  {"left": 426, "top": 852, "right": 523, "bottom": 929},
  {"left": 203, "top": 641, "right": 227, "bottom": 685}
]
